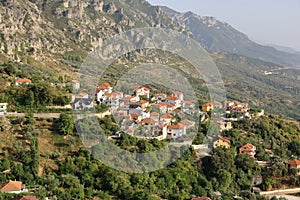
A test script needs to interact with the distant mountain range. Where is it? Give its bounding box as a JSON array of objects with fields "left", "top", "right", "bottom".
[{"left": 160, "top": 6, "right": 300, "bottom": 68}]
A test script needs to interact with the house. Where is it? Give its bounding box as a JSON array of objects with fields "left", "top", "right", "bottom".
[
  {"left": 217, "top": 120, "right": 232, "bottom": 132},
  {"left": 166, "top": 103, "right": 176, "bottom": 112},
  {"left": 168, "top": 123, "right": 186, "bottom": 139},
  {"left": 140, "top": 118, "right": 157, "bottom": 126},
  {"left": 160, "top": 113, "right": 173, "bottom": 126},
  {"left": 239, "top": 143, "right": 256, "bottom": 158},
  {"left": 202, "top": 102, "right": 213, "bottom": 112},
  {"left": 152, "top": 93, "right": 167, "bottom": 103},
  {"left": 183, "top": 100, "right": 196, "bottom": 115},
  {"left": 139, "top": 100, "right": 149, "bottom": 109},
  {"left": 96, "top": 82, "right": 113, "bottom": 102},
  {"left": 172, "top": 91, "right": 184, "bottom": 101},
  {"left": 213, "top": 135, "right": 231, "bottom": 149},
  {"left": 150, "top": 112, "right": 160, "bottom": 121},
  {"left": 181, "top": 119, "right": 196, "bottom": 129},
  {"left": 152, "top": 102, "right": 167, "bottom": 114},
  {"left": 72, "top": 98, "right": 94, "bottom": 110},
  {"left": 0, "top": 103, "right": 8, "bottom": 115},
  {"left": 11, "top": 196, "right": 38, "bottom": 200},
  {"left": 130, "top": 114, "right": 142, "bottom": 123},
  {"left": 165, "top": 96, "right": 181, "bottom": 108},
  {"left": 69, "top": 80, "right": 80, "bottom": 90},
  {"left": 123, "top": 95, "right": 140, "bottom": 104},
  {"left": 0, "top": 181, "right": 27, "bottom": 194},
  {"left": 286, "top": 159, "right": 300, "bottom": 175},
  {"left": 191, "top": 198, "right": 212, "bottom": 200},
  {"left": 15, "top": 78, "right": 31, "bottom": 86},
  {"left": 103, "top": 91, "right": 124, "bottom": 110},
  {"left": 135, "top": 86, "right": 150, "bottom": 99}
]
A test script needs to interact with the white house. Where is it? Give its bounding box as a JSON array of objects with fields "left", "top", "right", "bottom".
[
  {"left": 73, "top": 98, "right": 94, "bottom": 110},
  {"left": 0, "top": 103, "right": 8, "bottom": 115},
  {"left": 96, "top": 82, "right": 113, "bottom": 103},
  {"left": 168, "top": 123, "right": 186, "bottom": 139},
  {"left": 15, "top": 78, "right": 31, "bottom": 86},
  {"left": 165, "top": 96, "right": 181, "bottom": 108},
  {"left": 172, "top": 91, "right": 184, "bottom": 101},
  {"left": 135, "top": 86, "right": 150, "bottom": 99}
]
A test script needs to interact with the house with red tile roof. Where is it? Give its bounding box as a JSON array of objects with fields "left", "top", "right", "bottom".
[
  {"left": 191, "top": 197, "right": 212, "bottom": 200},
  {"left": 168, "top": 123, "right": 186, "bottom": 139},
  {"left": 11, "top": 196, "right": 37, "bottom": 200},
  {"left": 172, "top": 91, "right": 184, "bottom": 101},
  {"left": 239, "top": 143, "right": 256, "bottom": 158},
  {"left": 152, "top": 102, "right": 167, "bottom": 113},
  {"left": 0, "top": 180, "right": 27, "bottom": 194},
  {"left": 135, "top": 86, "right": 150, "bottom": 99},
  {"left": 15, "top": 78, "right": 31, "bottom": 86},
  {"left": 286, "top": 159, "right": 300, "bottom": 175},
  {"left": 96, "top": 82, "right": 113, "bottom": 103},
  {"left": 202, "top": 102, "right": 213, "bottom": 112},
  {"left": 165, "top": 96, "right": 181, "bottom": 108},
  {"left": 160, "top": 114, "right": 173, "bottom": 125}
]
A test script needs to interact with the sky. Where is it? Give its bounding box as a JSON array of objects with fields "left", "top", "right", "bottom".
[{"left": 147, "top": 0, "right": 300, "bottom": 51}]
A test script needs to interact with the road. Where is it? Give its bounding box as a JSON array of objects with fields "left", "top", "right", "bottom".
[
  {"left": 261, "top": 188, "right": 300, "bottom": 196},
  {"left": 6, "top": 112, "right": 61, "bottom": 119}
]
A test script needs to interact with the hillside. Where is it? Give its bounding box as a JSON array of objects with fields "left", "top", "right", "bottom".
[{"left": 160, "top": 6, "right": 300, "bottom": 68}]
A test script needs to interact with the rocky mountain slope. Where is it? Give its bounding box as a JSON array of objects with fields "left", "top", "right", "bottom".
[
  {"left": 161, "top": 6, "right": 300, "bottom": 68},
  {"left": 0, "top": 0, "right": 182, "bottom": 69}
]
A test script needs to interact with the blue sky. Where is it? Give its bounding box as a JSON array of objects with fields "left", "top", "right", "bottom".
[{"left": 147, "top": 0, "right": 300, "bottom": 51}]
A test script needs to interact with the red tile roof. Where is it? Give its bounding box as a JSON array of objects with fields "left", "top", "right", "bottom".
[
  {"left": 16, "top": 78, "right": 31, "bottom": 83},
  {"left": 160, "top": 114, "right": 173, "bottom": 119},
  {"left": 12, "top": 196, "right": 37, "bottom": 200},
  {"left": 166, "top": 96, "right": 179, "bottom": 101},
  {"left": 136, "top": 86, "right": 149, "bottom": 91},
  {"left": 241, "top": 143, "right": 256, "bottom": 150},
  {"left": 287, "top": 159, "right": 300, "bottom": 166},
  {"left": 203, "top": 102, "right": 213, "bottom": 107},
  {"left": 169, "top": 123, "right": 185, "bottom": 130},
  {"left": 0, "top": 181, "right": 22, "bottom": 192},
  {"left": 218, "top": 135, "right": 231, "bottom": 143}
]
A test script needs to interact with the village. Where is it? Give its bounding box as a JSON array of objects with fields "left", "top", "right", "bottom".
[{"left": 0, "top": 78, "right": 299, "bottom": 200}]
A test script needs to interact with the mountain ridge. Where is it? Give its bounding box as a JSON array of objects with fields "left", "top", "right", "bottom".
[{"left": 160, "top": 6, "right": 300, "bottom": 68}]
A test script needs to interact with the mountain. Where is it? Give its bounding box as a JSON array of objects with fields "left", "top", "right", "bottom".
[
  {"left": 0, "top": 0, "right": 180, "bottom": 70},
  {"left": 267, "top": 44, "right": 300, "bottom": 55},
  {"left": 160, "top": 6, "right": 300, "bottom": 68}
]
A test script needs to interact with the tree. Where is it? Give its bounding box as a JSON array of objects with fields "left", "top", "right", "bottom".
[
  {"left": 216, "top": 169, "right": 232, "bottom": 193},
  {"left": 59, "top": 114, "right": 74, "bottom": 135}
]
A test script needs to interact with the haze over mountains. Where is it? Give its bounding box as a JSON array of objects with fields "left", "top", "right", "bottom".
[{"left": 160, "top": 6, "right": 300, "bottom": 68}]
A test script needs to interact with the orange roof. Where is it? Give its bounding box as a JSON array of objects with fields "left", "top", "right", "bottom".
[
  {"left": 241, "top": 143, "right": 255, "bottom": 149},
  {"left": 167, "top": 103, "right": 175, "bottom": 107},
  {"left": 136, "top": 86, "right": 149, "bottom": 91},
  {"left": 150, "top": 112, "right": 159, "bottom": 116},
  {"left": 203, "top": 102, "right": 213, "bottom": 107},
  {"left": 218, "top": 135, "right": 231, "bottom": 143},
  {"left": 287, "top": 159, "right": 300, "bottom": 166},
  {"left": 139, "top": 100, "right": 148, "bottom": 104},
  {"left": 97, "top": 82, "right": 111, "bottom": 90},
  {"left": 141, "top": 118, "right": 156, "bottom": 124},
  {"left": 166, "top": 96, "right": 179, "bottom": 101},
  {"left": 0, "top": 180, "right": 22, "bottom": 192},
  {"left": 16, "top": 78, "right": 31, "bottom": 83},
  {"left": 169, "top": 123, "right": 185, "bottom": 130},
  {"left": 160, "top": 114, "right": 173, "bottom": 119},
  {"left": 12, "top": 196, "right": 37, "bottom": 200},
  {"left": 70, "top": 80, "right": 79, "bottom": 83},
  {"left": 155, "top": 102, "right": 166, "bottom": 107}
]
